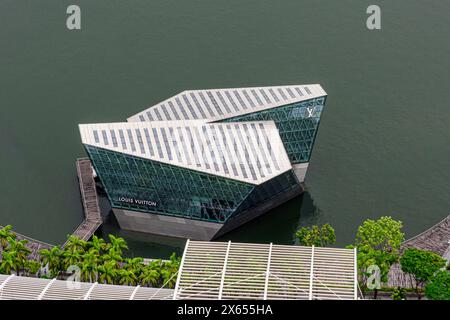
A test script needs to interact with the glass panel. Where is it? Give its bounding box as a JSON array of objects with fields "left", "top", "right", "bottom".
[
  {"left": 175, "top": 97, "right": 191, "bottom": 119},
  {"left": 231, "top": 170, "right": 299, "bottom": 220},
  {"left": 215, "top": 91, "right": 232, "bottom": 113},
  {"left": 110, "top": 130, "right": 118, "bottom": 147},
  {"left": 119, "top": 129, "right": 127, "bottom": 149},
  {"left": 84, "top": 145, "right": 254, "bottom": 223},
  {"left": 127, "top": 129, "right": 136, "bottom": 152},
  {"left": 167, "top": 101, "right": 181, "bottom": 120},
  {"left": 93, "top": 130, "right": 99, "bottom": 143},
  {"left": 102, "top": 130, "right": 109, "bottom": 145},
  {"left": 220, "top": 97, "right": 326, "bottom": 164},
  {"left": 198, "top": 92, "right": 215, "bottom": 116}
]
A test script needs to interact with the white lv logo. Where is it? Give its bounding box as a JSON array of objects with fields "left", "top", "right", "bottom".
[{"left": 306, "top": 107, "right": 315, "bottom": 118}]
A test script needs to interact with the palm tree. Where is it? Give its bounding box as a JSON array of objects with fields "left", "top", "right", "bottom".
[
  {"left": 139, "top": 266, "right": 160, "bottom": 287},
  {"left": 80, "top": 251, "right": 99, "bottom": 282},
  {"left": 90, "top": 235, "right": 107, "bottom": 253},
  {"left": 97, "top": 260, "right": 118, "bottom": 284},
  {"left": 8, "top": 239, "right": 31, "bottom": 275},
  {"left": 0, "top": 225, "right": 16, "bottom": 251},
  {"left": 108, "top": 235, "right": 128, "bottom": 256},
  {"left": 25, "top": 260, "right": 41, "bottom": 277},
  {"left": 39, "top": 246, "right": 62, "bottom": 277},
  {"left": 118, "top": 269, "right": 138, "bottom": 286},
  {"left": 124, "top": 257, "right": 144, "bottom": 273},
  {"left": 62, "top": 249, "right": 81, "bottom": 270},
  {"left": 64, "top": 235, "right": 88, "bottom": 254},
  {"left": 0, "top": 250, "right": 16, "bottom": 274},
  {"left": 160, "top": 253, "right": 181, "bottom": 288},
  {"left": 102, "top": 249, "right": 123, "bottom": 264}
]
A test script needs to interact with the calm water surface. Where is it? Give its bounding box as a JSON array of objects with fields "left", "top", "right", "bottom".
[{"left": 1, "top": 1, "right": 449, "bottom": 258}]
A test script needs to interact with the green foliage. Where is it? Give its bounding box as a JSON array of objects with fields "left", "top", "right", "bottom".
[
  {"left": 0, "top": 225, "right": 180, "bottom": 288},
  {"left": 400, "top": 248, "right": 446, "bottom": 299},
  {"left": 350, "top": 216, "right": 404, "bottom": 298},
  {"left": 295, "top": 223, "right": 336, "bottom": 247},
  {"left": 0, "top": 225, "right": 16, "bottom": 250},
  {"left": 391, "top": 287, "right": 406, "bottom": 300},
  {"left": 25, "top": 260, "right": 41, "bottom": 276},
  {"left": 0, "top": 226, "right": 32, "bottom": 276},
  {"left": 355, "top": 216, "right": 404, "bottom": 254},
  {"left": 424, "top": 270, "right": 450, "bottom": 300},
  {"left": 39, "top": 246, "right": 63, "bottom": 277}
]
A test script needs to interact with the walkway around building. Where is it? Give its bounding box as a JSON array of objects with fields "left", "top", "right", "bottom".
[
  {"left": 387, "top": 214, "right": 450, "bottom": 288},
  {"left": 62, "top": 158, "right": 102, "bottom": 247}
]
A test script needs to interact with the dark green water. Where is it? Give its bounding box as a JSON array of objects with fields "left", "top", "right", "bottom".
[{"left": 1, "top": 1, "right": 449, "bottom": 258}]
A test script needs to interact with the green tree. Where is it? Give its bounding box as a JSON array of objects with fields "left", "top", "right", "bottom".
[
  {"left": 0, "top": 250, "right": 16, "bottom": 274},
  {"left": 1, "top": 228, "right": 180, "bottom": 289},
  {"left": 39, "top": 246, "right": 63, "bottom": 277},
  {"left": 25, "top": 260, "right": 42, "bottom": 277},
  {"left": 102, "top": 248, "right": 123, "bottom": 264},
  {"left": 400, "top": 248, "right": 446, "bottom": 299},
  {"left": 124, "top": 257, "right": 144, "bottom": 273},
  {"left": 108, "top": 234, "right": 128, "bottom": 256},
  {"left": 8, "top": 239, "right": 31, "bottom": 275},
  {"left": 0, "top": 225, "right": 16, "bottom": 250},
  {"left": 424, "top": 270, "right": 450, "bottom": 300},
  {"left": 160, "top": 253, "right": 181, "bottom": 288},
  {"left": 351, "top": 216, "right": 404, "bottom": 299},
  {"left": 391, "top": 287, "right": 406, "bottom": 300},
  {"left": 64, "top": 235, "right": 88, "bottom": 254},
  {"left": 118, "top": 269, "right": 138, "bottom": 286},
  {"left": 295, "top": 224, "right": 336, "bottom": 247},
  {"left": 80, "top": 251, "right": 99, "bottom": 282},
  {"left": 89, "top": 235, "right": 109, "bottom": 255},
  {"left": 140, "top": 265, "right": 160, "bottom": 287},
  {"left": 62, "top": 249, "right": 81, "bottom": 270},
  {"left": 98, "top": 260, "right": 118, "bottom": 284}
]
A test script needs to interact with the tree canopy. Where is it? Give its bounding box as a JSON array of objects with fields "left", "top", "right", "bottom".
[
  {"left": 350, "top": 216, "right": 404, "bottom": 299},
  {"left": 424, "top": 270, "right": 450, "bottom": 300},
  {"left": 0, "top": 225, "right": 181, "bottom": 289},
  {"left": 400, "top": 248, "right": 447, "bottom": 299},
  {"left": 295, "top": 223, "right": 336, "bottom": 247}
]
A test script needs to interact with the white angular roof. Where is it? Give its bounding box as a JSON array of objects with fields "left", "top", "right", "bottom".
[
  {"left": 127, "top": 84, "right": 326, "bottom": 123},
  {"left": 0, "top": 274, "right": 174, "bottom": 300},
  {"left": 173, "top": 240, "right": 358, "bottom": 300},
  {"left": 79, "top": 120, "right": 292, "bottom": 185}
]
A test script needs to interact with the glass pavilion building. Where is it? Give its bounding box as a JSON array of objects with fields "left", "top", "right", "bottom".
[{"left": 79, "top": 84, "right": 327, "bottom": 240}]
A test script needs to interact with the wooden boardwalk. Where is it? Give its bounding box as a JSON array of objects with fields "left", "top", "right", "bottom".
[
  {"left": 63, "top": 158, "right": 102, "bottom": 246},
  {"left": 387, "top": 214, "right": 450, "bottom": 288}
]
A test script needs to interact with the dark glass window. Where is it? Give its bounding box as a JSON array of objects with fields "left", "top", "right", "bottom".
[
  {"left": 84, "top": 145, "right": 255, "bottom": 223},
  {"left": 220, "top": 97, "right": 325, "bottom": 164}
]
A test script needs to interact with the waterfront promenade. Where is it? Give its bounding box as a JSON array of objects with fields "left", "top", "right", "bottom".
[{"left": 387, "top": 214, "right": 450, "bottom": 288}]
